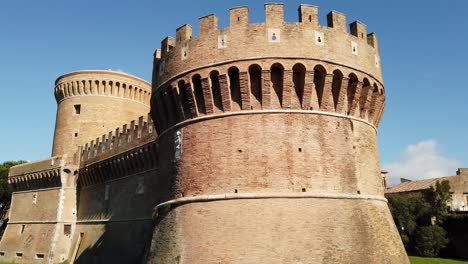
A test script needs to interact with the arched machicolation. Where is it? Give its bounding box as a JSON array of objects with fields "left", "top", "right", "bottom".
[{"left": 151, "top": 60, "right": 385, "bottom": 135}]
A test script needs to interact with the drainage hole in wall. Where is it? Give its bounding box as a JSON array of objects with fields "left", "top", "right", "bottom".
[
  {"left": 238, "top": 149, "right": 242, "bottom": 153},
  {"left": 16, "top": 252, "right": 23, "bottom": 258},
  {"left": 298, "top": 148, "right": 302, "bottom": 152},
  {"left": 302, "top": 188, "right": 306, "bottom": 192},
  {"left": 0, "top": 252, "right": 4, "bottom": 256},
  {"left": 234, "top": 189, "right": 238, "bottom": 193},
  {"left": 36, "top": 253, "right": 45, "bottom": 259},
  {"left": 357, "top": 190, "right": 361, "bottom": 194}
]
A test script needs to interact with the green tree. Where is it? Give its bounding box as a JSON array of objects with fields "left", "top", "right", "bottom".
[
  {"left": 414, "top": 225, "right": 449, "bottom": 257},
  {"left": 387, "top": 192, "right": 432, "bottom": 248},
  {"left": 387, "top": 179, "right": 454, "bottom": 257},
  {"left": 427, "top": 180, "right": 452, "bottom": 222}
]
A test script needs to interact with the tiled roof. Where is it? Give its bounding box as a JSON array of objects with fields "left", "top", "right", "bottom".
[{"left": 385, "top": 176, "right": 457, "bottom": 194}]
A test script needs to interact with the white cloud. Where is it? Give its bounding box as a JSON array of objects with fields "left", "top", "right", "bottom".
[{"left": 383, "top": 140, "right": 463, "bottom": 186}]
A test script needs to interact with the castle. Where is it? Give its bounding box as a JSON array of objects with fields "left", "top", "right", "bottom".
[{"left": 0, "top": 4, "right": 409, "bottom": 264}]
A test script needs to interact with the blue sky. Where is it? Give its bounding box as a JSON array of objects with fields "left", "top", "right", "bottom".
[{"left": 0, "top": 1, "right": 466, "bottom": 183}]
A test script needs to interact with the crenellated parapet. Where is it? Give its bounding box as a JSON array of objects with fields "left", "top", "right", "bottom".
[
  {"left": 78, "top": 114, "right": 156, "bottom": 166},
  {"left": 54, "top": 70, "right": 152, "bottom": 106},
  {"left": 150, "top": 4, "right": 386, "bottom": 135},
  {"left": 154, "top": 4, "right": 382, "bottom": 88},
  {"left": 78, "top": 141, "right": 158, "bottom": 188},
  {"left": 8, "top": 157, "right": 72, "bottom": 192}
]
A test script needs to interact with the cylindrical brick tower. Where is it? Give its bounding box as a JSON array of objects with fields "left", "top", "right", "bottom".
[
  {"left": 52, "top": 70, "right": 151, "bottom": 157},
  {"left": 148, "top": 4, "right": 408, "bottom": 263}
]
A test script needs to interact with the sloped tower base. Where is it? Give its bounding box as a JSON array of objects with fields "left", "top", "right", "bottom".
[
  {"left": 146, "top": 113, "right": 409, "bottom": 264},
  {"left": 149, "top": 199, "right": 407, "bottom": 263}
]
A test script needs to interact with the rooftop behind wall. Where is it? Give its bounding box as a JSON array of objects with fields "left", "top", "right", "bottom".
[
  {"left": 457, "top": 168, "right": 468, "bottom": 176},
  {"left": 9, "top": 156, "right": 63, "bottom": 177},
  {"left": 154, "top": 3, "right": 382, "bottom": 89},
  {"left": 8, "top": 156, "right": 66, "bottom": 192}
]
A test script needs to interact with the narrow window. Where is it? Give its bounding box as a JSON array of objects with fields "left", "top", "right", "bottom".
[
  {"left": 292, "top": 64, "right": 306, "bottom": 108},
  {"left": 136, "top": 177, "right": 145, "bottom": 195},
  {"left": 64, "top": 224, "right": 72, "bottom": 236},
  {"left": 74, "top": 132, "right": 78, "bottom": 138},
  {"left": 178, "top": 80, "right": 191, "bottom": 118},
  {"left": 19, "top": 224, "right": 25, "bottom": 234},
  {"left": 210, "top": 71, "right": 223, "bottom": 112},
  {"left": 248, "top": 64, "right": 262, "bottom": 110},
  {"left": 332, "top": 70, "right": 344, "bottom": 111},
  {"left": 192, "top": 75, "right": 206, "bottom": 115},
  {"left": 271, "top": 64, "right": 284, "bottom": 108},
  {"left": 228, "top": 67, "right": 242, "bottom": 111},
  {"left": 104, "top": 184, "right": 110, "bottom": 201},
  {"left": 347, "top": 74, "right": 359, "bottom": 114},
  {"left": 74, "top": 104, "right": 81, "bottom": 115},
  {"left": 16, "top": 252, "right": 23, "bottom": 258},
  {"left": 162, "top": 89, "right": 176, "bottom": 124},
  {"left": 36, "top": 253, "right": 45, "bottom": 259},
  {"left": 313, "top": 66, "right": 326, "bottom": 108}
]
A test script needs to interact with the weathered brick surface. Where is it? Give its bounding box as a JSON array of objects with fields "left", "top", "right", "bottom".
[
  {"left": 2, "top": 4, "right": 404, "bottom": 264},
  {"left": 155, "top": 6, "right": 382, "bottom": 89},
  {"left": 0, "top": 223, "right": 56, "bottom": 261},
  {"left": 146, "top": 112, "right": 407, "bottom": 263},
  {"left": 146, "top": 4, "right": 405, "bottom": 263},
  {"left": 149, "top": 199, "right": 408, "bottom": 264},
  {"left": 239, "top": 71, "right": 251, "bottom": 111},
  {"left": 157, "top": 114, "right": 380, "bottom": 196},
  {"left": 52, "top": 70, "right": 151, "bottom": 157},
  {"left": 201, "top": 78, "right": 214, "bottom": 114}
]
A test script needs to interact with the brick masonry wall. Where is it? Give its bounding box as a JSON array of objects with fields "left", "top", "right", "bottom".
[
  {"left": 147, "top": 112, "right": 408, "bottom": 263},
  {"left": 162, "top": 114, "right": 383, "bottom": 198},
  {"left": 52, "top": 70, "right": 151, "bottom": 158},
  {"left": 149, "top": 199, "right": 407, "bottom": 264},
  {"left": 71, "top": 167, "right": 161, "bottom": 263},
  {"left": 156, "top": 4, "right": 382, "bottom": 89}
]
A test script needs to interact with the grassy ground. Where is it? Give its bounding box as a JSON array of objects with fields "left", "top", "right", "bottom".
[{"left": 410, "top": 256, "right": 468, "bottom": 264}]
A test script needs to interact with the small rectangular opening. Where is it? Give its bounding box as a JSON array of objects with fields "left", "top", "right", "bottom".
[
  {"left": 16, "top": 252, "right": 23, "bottom": 258},
  {"left": 36, "top": 253, "right": 45, "bottom": 259},
  {"left": 19, "top": 224, "right": 25, "bottom": 234},
  {"left": 0, "top": 251, "right": 5, "bottom": 256},
  {"left": 74, "top": 104, "right": 81, "bottom": 115},
  {"left": 64, "top": 224, "right": 72, "bottom": 236},
  {"left": 74, "top": 132, "right": 79, "bottom": 137}
]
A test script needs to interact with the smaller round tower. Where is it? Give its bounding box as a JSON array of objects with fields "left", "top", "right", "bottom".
[{"left": 52, "top": 70, "right": 152, "bottom": 157}]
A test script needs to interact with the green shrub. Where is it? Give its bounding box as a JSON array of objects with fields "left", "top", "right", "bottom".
[{"left": 414, "top": 225, "right": 449, "bottom": 257}]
